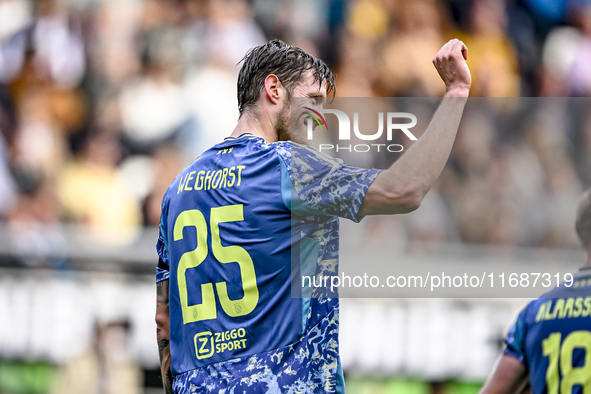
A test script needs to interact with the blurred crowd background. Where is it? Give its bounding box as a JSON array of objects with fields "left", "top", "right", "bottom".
[
  {"left": 0, "top": 0, "right": 590, "bottom": 255},
  {"left": 0, "top": 0, "right": 589, "bottom": 393}
]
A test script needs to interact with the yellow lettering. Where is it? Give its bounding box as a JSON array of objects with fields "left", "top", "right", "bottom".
[
  {"left": 195, "top": 171, "right": 205, "bottom": 190},
  {"left": 237, "top": 165, "right": 246, "bottom": 186},
  {"left": 561, "top": 298, "right": 574, "bottom": 319},
  {"left": 177, "top": 174, "right": 188, "bottom": 194},
  {"left": 183, "top": 167, "right": 247, "bottom": 190},
  {"left": 573, "top": 298, "right": 583, "bottom": 318},
  {"left": 227, "top": 167, "right": 236, "bottom": 187},
  {"left": 536, "top": 301, "right": 549, "bottom": 322},
  {"left": 233, "top": 340, "right": 241, "bottom": 349},
  {"left": 554, "top": 299, "right": 565, "bottom": 319},
  {"left": 221, "top": 167, "right": 228, "bottom": 189},
  {"left": 546, "top": 299, "right": 558, "bottom": 320},
  {"left": 185, "top": 171, "right": 196, "bottom": 191},
  {"left": 583, "top": 298, "right": 591, "bottom": 317},
  {"left": 211, "top": 170, "right": 222, "bottom": 189},
  {"left": 204, "top": 171, "right": 214, "bottom": 190}
]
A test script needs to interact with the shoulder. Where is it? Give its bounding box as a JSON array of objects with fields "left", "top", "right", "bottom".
[
  {"left": 269, "top": 141, "right": 343, "bottom": 173},
  {"left": 162, "top": 160, "right": 196, "bottom": 202},
  {"left": 521, "top": 297, "right": 546, "bottom": 322}
]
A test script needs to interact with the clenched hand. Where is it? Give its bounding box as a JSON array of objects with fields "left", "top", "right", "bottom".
[{"left": 433, "top": 39, "right": 471, "bottom": 98}]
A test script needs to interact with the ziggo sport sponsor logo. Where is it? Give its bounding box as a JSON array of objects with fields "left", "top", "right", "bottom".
[
  {"left": 304, "top": 107, "right": 418, "bottom": 153},
  {"left": 194, "top": 328, "right": 248, "bottom": 360}
]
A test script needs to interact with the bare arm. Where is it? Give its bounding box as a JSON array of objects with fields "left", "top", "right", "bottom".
[
  {"left": 156, "top": 278, "right": 173, "bottom": 394},
  {"left": 359, "top": 39, "right": 471, "bottom": 216},
  {"left": 480, "top": 354, "right": 529, "bottom": 394}
]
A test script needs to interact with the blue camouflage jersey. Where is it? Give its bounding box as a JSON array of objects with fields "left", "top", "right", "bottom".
[
  {"left": 156, "top": 134, "right": 381, "bottom": 393},
  {"left": 504, "top": 268, "right": 591, "bottom": 394}
]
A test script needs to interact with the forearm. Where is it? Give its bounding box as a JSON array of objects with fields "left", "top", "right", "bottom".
[
  {"left": 360, "top": 94, "right": 467, "bottom": 215},
  {"left": 359, "top": 39, "right": 471, "bottom": 216},
  {"left": 156, "top": 279, "right": 173, "bottom": 394},
  {"left": 395, "top": 92, "right": 468, "bottom": 193},
  {"left": 480, "top": 354, "right": 528, "bottom": 394}
]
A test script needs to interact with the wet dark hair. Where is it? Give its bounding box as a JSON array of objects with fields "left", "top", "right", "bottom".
[
  {"left": 576, "top": 188, "right": 591, "bottom": 248},
  {"left": 237, "top": 39, "right": 335, "bottom": 116}
]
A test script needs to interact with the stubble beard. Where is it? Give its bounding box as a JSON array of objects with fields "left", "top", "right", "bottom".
[{"left": 276, "top": 100, "right": 291, "bottom": 142}]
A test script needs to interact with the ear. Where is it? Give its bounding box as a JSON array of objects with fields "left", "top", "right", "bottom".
[{"left": 264, "top": 74, "right": 284, "bottom": 105}]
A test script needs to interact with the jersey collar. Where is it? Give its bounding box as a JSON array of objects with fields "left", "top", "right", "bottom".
[
  {"left": 224, "top": 133, "right": 258, "bottom": 141},
  {"left": 577, "top": 266, "right": 591, "bottom": 279}
]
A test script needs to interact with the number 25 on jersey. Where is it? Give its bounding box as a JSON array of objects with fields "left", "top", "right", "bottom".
[{"left": 173, "top": 204, "right": 259, "bottom": 324}]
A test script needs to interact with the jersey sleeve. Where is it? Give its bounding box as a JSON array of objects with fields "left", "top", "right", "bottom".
[
  {"left": 156, "top": 194, "right": 170, "bottom": 283},
  {"left": 504, "top": 306, "right": 529, "bottom": 364},
  {"left": 277, "top": 142, "right": 382, "bottom": 222}
]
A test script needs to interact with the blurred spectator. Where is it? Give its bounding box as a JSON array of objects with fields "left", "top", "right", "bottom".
[
  {"left": 204, "top": 0, "right": 267, "bottom": 67},
  {"left": 449, "top": 107, "right": 497, "bottom": 179},
  {"left": 335, "top": 33, "right": 377, "bottom": 97},
  {"left": 539, "top": 152, "right": 582, "bottom": 247},
  {"left": 118, "top": 60, "right": 188, "bottom": 153},
  {"left": 33, "top": 0, "right": 85, "bottom": 88},
  {"left": 89, "top": 1, "right": 142, "bottom": 92},
  {"left": 456, "top": 0, "right": 520, "bottom": 97},
  {"left": 405, "top": 188, "right": 457, "bottom": 249},
  {"left": 0, "top": 131, "right": 16, "bottom": 216},
  {"left": 181, "top": 0, "right": 265, "bottom": 155},
  {"left": 560, "top": 2, "right": 591, "bottom": 96},
  {"left": 575, "top": 109, "right": 591, "bottom": 186},
  {"left": 378, "top": 0, "right": 450, "bottom": 96},
  {"left": 540, "top": 26, "right": 579, "bottom": 96},
  {"left": 57, "top": 131, "right": 141, "bottom": 245},
  {"left": 10, "top": 88, "right": 70, "bottom": 180},
  {"left": 0, "top": 0, "right": 85, "bottom": 88},
  {"left": 6, "top": 177, "right": 67, "bottom": 268},
  {"left": 50, "top": 320, "right": 143, "bottom": 394},
  {"left": 142, "top": 145, "right": 185, "bottom": 226}
]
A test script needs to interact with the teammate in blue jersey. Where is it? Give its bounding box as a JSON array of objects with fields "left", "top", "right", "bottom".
[
  {"left": 480, "top": 189, "right": 591, "bottom": 394},
  {"left": 155, "top": 39, "right": 471, "bottom": 394}
]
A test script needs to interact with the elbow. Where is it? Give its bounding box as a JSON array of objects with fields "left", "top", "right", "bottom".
[
  {"left": 155, "top": 308, "right": 169, "bottom": 340},
  {"left": 406, "top": 197, "right": 423, "bottom": 213},
  {"left": 397, "top": 194, "right": 423, "bottom": 213},
  {"left": 384, "top": 186, "right": 424, "bottom": 214},
  {"left": 363, "top": 179, "right": 426, "bottom": 215},
  {"left": 367, "top": 188, "right": 424, "bottom": 215}
]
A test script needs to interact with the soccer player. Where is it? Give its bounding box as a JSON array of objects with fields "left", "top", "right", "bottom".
[
  {"left": 480, "top": 189, "right": 591, "bottom": 394},
  {"left": 155, "top": 39, "right": 471, "bottom": 393}
]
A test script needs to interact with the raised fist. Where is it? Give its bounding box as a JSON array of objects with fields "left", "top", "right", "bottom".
[{"left": 433, "top": 39, "right": 471, "bottom": 97}]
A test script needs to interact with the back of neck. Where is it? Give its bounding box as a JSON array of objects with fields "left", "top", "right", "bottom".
[{"left": 230, "top": 111, "right": 277, "bottom": 143}]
